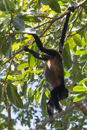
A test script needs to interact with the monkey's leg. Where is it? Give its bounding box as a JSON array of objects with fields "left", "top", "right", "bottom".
[
  {"left": 47, "top": 98, "right": 55, "bottom": 123},
  {"left": 51, "top": 87, "right": 62, "bottom": 112},
  {"left": 47, "top": 98, "right": 54, "bottom": 118}
]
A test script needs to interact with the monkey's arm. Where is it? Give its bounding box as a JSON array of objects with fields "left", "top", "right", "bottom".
[
  {"left": 24, "top": 46, "right": 50, "bottom": 61},
  {"left": 32, "top": 34, "right": 58, "bottom": 56},
  {"left": 59, "top": 6, "right": 74, "bottom": 54}
]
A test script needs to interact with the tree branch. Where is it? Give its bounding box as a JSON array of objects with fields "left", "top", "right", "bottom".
[
  {"left": 35, "top": 98, "right": 87, "bottom": 130},
  {"left": 1, "top": 0, "right": 87, "bottom": 66},
  {"left": 34, "top": 0, "right": 87, "bottom": 31}
]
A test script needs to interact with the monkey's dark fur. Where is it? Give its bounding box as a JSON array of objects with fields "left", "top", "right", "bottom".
[{"left": 24, "top": 6, "right": 74, "bottom": 119}]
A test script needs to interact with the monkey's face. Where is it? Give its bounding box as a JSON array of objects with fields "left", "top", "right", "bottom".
[{"left": 58, "top": 88, "right": 68, "bottom": 101}]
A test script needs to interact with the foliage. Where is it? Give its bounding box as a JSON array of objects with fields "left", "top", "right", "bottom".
[{"left": 0, "top": 0, "right": 87, "bottom": 129}]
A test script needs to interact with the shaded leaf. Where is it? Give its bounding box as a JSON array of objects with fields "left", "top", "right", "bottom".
[
  {"left": 28, "top": 88, "right": 34, "bottom": 105},
  {"left": 41, "top": 93, "right": 47, "bottom": 115},
  {"left": 7, "top": 82, "right": 23, "bottom": 108},
  {"left": 6, "top": 0, "right": 16, "bottom": 12},
  {"left": 63, "top": 44, "right": 72, "bottom": 69},
  {"left": 22, "top": 82, "right": 27, "bottom": 96},
  {"left": 84, "top": 4, "right": 87, "bottom": 15},
  {"left": 41, "top": 0, "right": 61, "bottom": 13},
  {"left": 19, "top": 15, "right": 41, "bottom": 22},
  {"left": 79, "top": 54, "right": 87, "bottom": 62},
  {"left": 84, "top": 31, "right": 87, "bottom": 42},
  {"left": 12, "top": 18, "right": 25, "bottom": 30},
  {"left": 0, "top": 86, "right": 2, "bottom": 103},
  {"left": 73, "top": 35, "right": 82, "bottom": 47}
]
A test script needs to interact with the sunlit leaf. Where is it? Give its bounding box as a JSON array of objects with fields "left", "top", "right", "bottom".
[
  {"left": 17, "top": 63, "right": 29, "bottom": 70},
  {"left": 79, "top": 78, "right": 87, "bottom": 84},
  {"left": 73, "top": 92, "right": 87, "bottom": 102},
  {"left": 0, "top": 11, "right": 6, "bottom": 17},
  {"left": 73, "top": 86, "right": 86, "bottom": 91},
  {"left": 64, "top": 70, "right": 70, "bottom": 78},
  {"left": 7, "top": 75, "right": 16, "bottom": 81},
  {"left": 31, "top": 70, "right": 42, "bottom": 74},
  {"left": 28, "top": 53, "right": 35, "bottom": 69}
]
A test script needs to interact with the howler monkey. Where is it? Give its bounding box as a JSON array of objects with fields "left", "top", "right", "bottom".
[{"left": 24, "top": 6, "right": 74, "bottom": 119}]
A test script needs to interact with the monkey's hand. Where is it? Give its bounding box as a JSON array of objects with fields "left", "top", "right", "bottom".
[
  {"left": 68, "top": 6, "right": 74, "bottom": 12},
  {"left": 23, "top": 46, "right": 29, "bottom": 52}
]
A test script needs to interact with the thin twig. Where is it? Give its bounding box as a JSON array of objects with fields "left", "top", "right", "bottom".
[{"left": 70, "top": 23, "right": 87, "bottom": 36}]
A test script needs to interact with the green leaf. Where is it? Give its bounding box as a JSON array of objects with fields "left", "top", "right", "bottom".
[
  {"left": 70, "top": 91, "right": 82, "bottom": 95},
  {"left": 73, "top": 92, "right": 87, "bottom": 102},
  {"left": 6, "top": 0, "right": 16, "bottom": 12},
  {"left": 28, "top": 53, "right": 35, "bottom": 69},
  {"left": 28, "top": 88, "right": 34, "bottom": 105},
  {"left": 17, "top": 28, "right": 40, "bottom": 35},
  {"left": 63, "top": 44, "right": 72, "bottom": 69},
  {"left": 45, "top": 89, "right": 50, "bottom": 98},
  {"left": 84, "top": 3, "right": 87, "bottom": 15},
  {"left": 73, "top": 85, "right": 86, "bottom": 91},
  {"left": 7, "top": 82, "right": 23, "bottom": 108},
  {"left": 12, "top": 18, "right": 25, "bottom": 30},
  {"left": 17, "top": 63, "right": 29, "bottom": 71},
  {"left": 79, "top": 54, "right": 87, "bottom": 62},
  {"left": 22, "top": 82, "right": 27, "bottom": 96},
  {"left": 35, "top": 92, "right": 41, "bottom": 106},
  {"left": 73, "top": 35, "right": 82, "bottom": 47},
  {"left": 7, "top": 75, "right": 17, "bottom": 81},
  {"left": 73, "top": 49, "right": 85, "bottom": 55},
  {"left": 6, "top": 36, "right": 16, "bottom": 58},
  {"left": 79, "top": 78, "right": 87, "bottom": 84},
  {"left": 41, "top": 0, "right": 61, "bottom": 13},
  {"left": 84, "top": 31, "right": 87, "bottom": 42},
  {"left": 18, "top": 15, "right": 41, "bottom": 22},
  {"left": 0, "top": 37, "right": 8, "bottom": 56},
  {"left": 15, "top": 75, "right": 23, "bottom": 80},
  {"left": 41, "top": 93, "right": 46, "bottom": 115},
  {"left": 0, "top": 86, "right": 2, "bottom": 103},
  {"left": 14, "top": 81, "right": 20, "bottom": 85},
  {"left": 0, "top": 11, "right": 6, "bottom": 17},
  {"left": 31, "top": 70, "right": 42, "bottom": 74},
  {"left": 64, "top": 70, "right": 70, "bottom": 78}
]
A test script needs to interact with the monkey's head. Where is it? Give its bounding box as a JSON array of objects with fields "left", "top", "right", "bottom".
[{"left": 58, "top": 88, "right": 68, "bottom": 101}]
